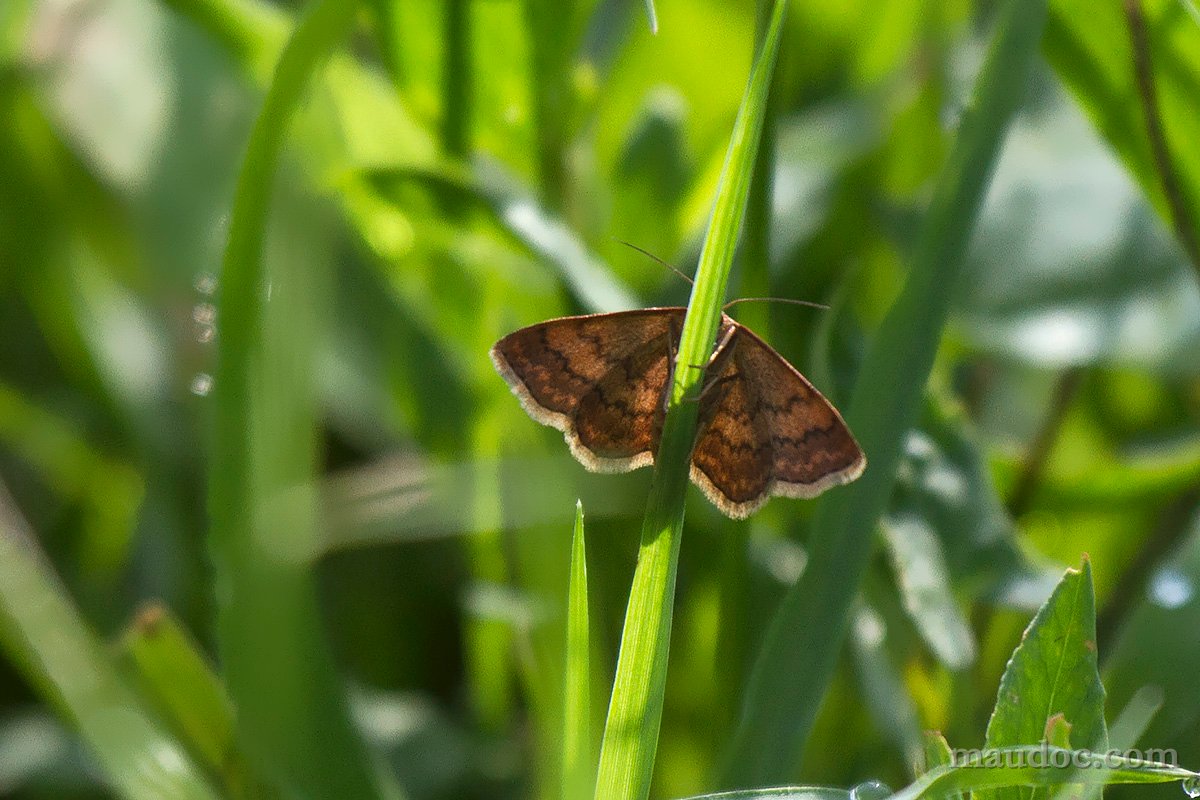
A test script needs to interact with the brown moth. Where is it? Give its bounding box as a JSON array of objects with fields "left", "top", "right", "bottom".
[{"left": 490, "top": 308, "right": 865, "bottom": 519}]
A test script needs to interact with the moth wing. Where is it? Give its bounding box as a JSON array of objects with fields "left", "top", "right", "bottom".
[
  {"left": 689, "top": 347, "right": 774, "bottom": 519},
  {"left": 571, "top": 334, "right": 675, "bottom": 471},
  {"left": 731, "top": 325, "right": 865, "bottom": 498},
  {"left": 490, "top": 308, "right": 686, "bottom": 471}
]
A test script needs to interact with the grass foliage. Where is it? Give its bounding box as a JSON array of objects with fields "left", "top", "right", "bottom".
[{"left": 1, "top": 0, "right": 1200, "bottom": 798}]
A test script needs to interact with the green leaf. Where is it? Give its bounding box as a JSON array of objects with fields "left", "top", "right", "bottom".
[
  {"left": 1054, "top": 686, "right": 1165, "bottom": 800},
  {"left": 723, "top": 0, "right": 1050, "bottom": 784},
  {"left": 881, "top": 397, "right": 1062, "bottom": 670},
  {"left": 904, "top": 400, "right": 1052, "bottom": 606},
  {"left": 563, "top": 501, "right": 593, "bottom": 800},
  {"left": 593, "top": 3, "right": 791, "bottom": 799},
  {"left": 980, "top": 561, "right": 1108, "bottom": 800},
  {"left": 1043, "top": 714, "right": 1072, "bottom": 749},
  {"left": 880, "top": 510, "right": 975, "bottom": 671},
  {"left": 0, "top": 487, "right": 219, "bottom": 800},
  {"left": 922, "top": 733, "right": 965, "bottom": 800}
]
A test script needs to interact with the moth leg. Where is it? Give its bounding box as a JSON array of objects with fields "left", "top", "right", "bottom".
[
  {"left": 681, "top": 324, "right": 738, "bottom": 371},
  {"left": 679, "top": 370, "right": 738, "bottom": 406},
  {"left": 661, "top": 317, "right": 681, "bottom": 413},
  {"left": 679, "top": 323, "right": 738, "bottom": 403},
  {"left": 698, "top": 371, "right": 737, "bottom": 402},
  {"left": 706, "top": 324, "right": 738, "bottom": 369}
]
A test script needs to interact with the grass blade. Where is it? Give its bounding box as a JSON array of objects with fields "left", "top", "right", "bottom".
[
  {"left": 675, "top": 749, "right": 1199, "bottom": 800},
  {"left": 886, "top": 747, "right": 1198, "bottom": 800},
  {"left": 723, "top": 0, "right": 1049, "bottom": 785},
  {"left": 209, "top": 0, "right": 385, "bottom": 796},
  {"left": 118, "top": 605, "right": 238, "bottom": 782},
  {"left": 563, "top": 501, "right": 593, "bottom": 800},
  {"left": 593, "top": 3, "right": 790, "bottom": 799}
]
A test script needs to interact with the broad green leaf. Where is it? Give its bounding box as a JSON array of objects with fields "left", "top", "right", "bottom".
[
  {"left": 880, "top": 509, "right": 975, "bottom": 671},
  {"left": 882, "top": 398, "right": 1061, "bottom": 670},
  {"left": 1052, "top": 685, "right": 1164, "bottom": 800},
  {"left": 980, "top": 561, "right": 1108, "bottom": 800}
]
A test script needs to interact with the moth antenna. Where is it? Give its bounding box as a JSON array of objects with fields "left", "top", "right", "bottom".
[
  {"left": 723, "top": 297, "right": 830, "bottom": 312},
  {"left": 614, "top": 239, "right": 695, "bottom": 286}
]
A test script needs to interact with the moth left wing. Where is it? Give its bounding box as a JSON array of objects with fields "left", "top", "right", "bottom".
[{"left": 490, "top": 308, "right": 687, "bottom": 472}]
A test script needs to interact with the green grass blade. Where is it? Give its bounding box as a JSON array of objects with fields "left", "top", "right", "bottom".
[
  {"left": 676, "top": 749, "right": 1199, "bottom": 800},
  {"left": 592, "top": 3, "right": 790, "bottom": 800},
  {"left": 563, "top": 501, "right": 593, "bottom": 800},
  {"left": 0, "top": 485, "right": 219, "bottom": 800},
  {"left": 642, "top": 0, "right": 658, "bottom": 35},
  {"left": 118, "top": 605, "right": 238, "bottom": 781},
  {"left": 679, "top": 789, "right": 851, "bottom": 800},
  {"left": 723, "top": 0, "right": 1049, "bottom": 785},
  {"left": 209, "top": 0, "right": 385, "bottom": 796},
  {"left": 524, "top": 0, "right": 574, "bottom": 209}
]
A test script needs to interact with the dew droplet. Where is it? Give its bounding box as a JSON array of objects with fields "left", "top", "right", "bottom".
[
  {"left": 194, "top": 272, "right": 217, "bottom": 295},
  {"left": 192, "top": 302, "right": 216, "bottom": 325},
  {"left": 1181, "top": 776, "right": 1200, "bottom": 798},
  {"left": 850, "top": 779, "right": 892, "bottom": 800},
  {"left": 190, "top": 373, "right": 213, "bottom": 396}
]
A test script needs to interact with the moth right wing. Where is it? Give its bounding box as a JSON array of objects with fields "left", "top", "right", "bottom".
[
  {"left": 731, "top": 325, "right": 865, "bottom": 498},
  {"left": 688, "top": 347, "right": 774, "bottom": 519}
]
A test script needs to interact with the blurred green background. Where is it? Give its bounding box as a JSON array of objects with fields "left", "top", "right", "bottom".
[{"left": 1, "top": 0, "right": 1199, "bottom": 798}]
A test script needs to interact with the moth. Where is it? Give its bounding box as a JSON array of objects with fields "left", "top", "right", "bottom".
[{"left": 490, "top": 308, "right": 865, "bottom": 519}]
